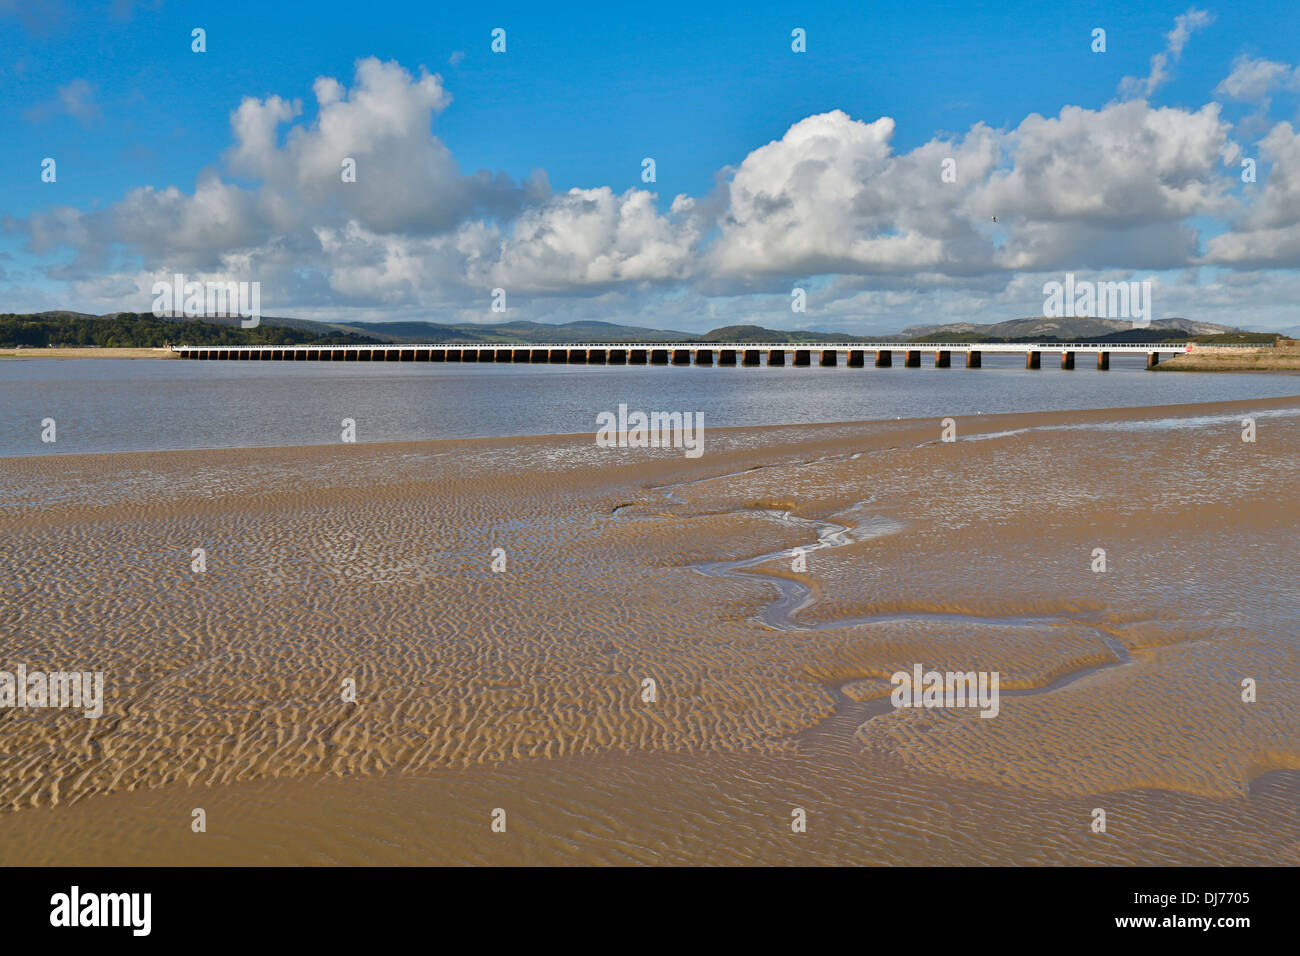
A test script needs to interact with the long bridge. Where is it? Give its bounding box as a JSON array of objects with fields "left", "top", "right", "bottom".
[{"left": 170, "top": 341, "right": 1222, "bottom": 369}]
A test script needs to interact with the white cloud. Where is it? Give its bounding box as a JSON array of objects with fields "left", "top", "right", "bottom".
[
  {"left": 473, "top": 187, "right": 701, "bottom": 292},
  {"left": 708, "top": 101, "right": 1232, "bottom": 279},
  {"left": 709, "top": 110, "right": 998, "bottom": 278},
  {"left": 1215, "top": 55, "right": 1300, "bottom": 103},
  {"left": 1120, "top": 8, "right": 1213, "bottom": 99},
  {"left": 1204, "top": 122, "right": 1300, "bottom": 267},
  {"left": 11, "top": 47, "right": 1300, "bottom": 332}
]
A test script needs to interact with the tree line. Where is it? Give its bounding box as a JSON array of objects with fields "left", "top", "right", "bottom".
[{"left": 0, "top": 313, "right": 382, "bottom": 348}]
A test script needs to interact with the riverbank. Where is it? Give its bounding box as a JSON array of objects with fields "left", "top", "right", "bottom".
[
  {"left": 2, "top": 395, "right": 1297, "bottom": 864},
  {"left": 0, "top": 347, "right": 176, "bottom": 359},
  {"left": 1155, "top": 346, "right": 1300, "bottom": 371}
]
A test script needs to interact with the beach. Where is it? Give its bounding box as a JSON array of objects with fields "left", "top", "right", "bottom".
[{"left": 1, "top": 395, "right": 1297, "bottom": 865}]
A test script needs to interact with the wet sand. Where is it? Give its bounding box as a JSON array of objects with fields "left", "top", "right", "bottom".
[{"left": 1, "top": 395, "right": 1297, "bottom": 865}]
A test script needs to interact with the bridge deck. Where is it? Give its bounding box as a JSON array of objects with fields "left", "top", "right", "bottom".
[{"left": 172, "top": 341, "right": 1221, "bottom": 354}]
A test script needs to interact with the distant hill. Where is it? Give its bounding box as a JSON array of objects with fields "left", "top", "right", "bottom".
[
  {"left": 347, "top": 319, "right": 696, "bottom": 344},
  {"left": 901, "top": 317, "right": 1240, "bottom": 342},
  {"left": 0, "top": 312, "right": 382, "bottom": 348},
  {"left": 3, "top": 309, "right": 1283, "bottom": 348}
]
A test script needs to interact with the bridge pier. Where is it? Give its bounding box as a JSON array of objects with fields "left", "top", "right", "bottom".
[{"left": 181, "top": 341, "right": 1187, "bottom": 370}]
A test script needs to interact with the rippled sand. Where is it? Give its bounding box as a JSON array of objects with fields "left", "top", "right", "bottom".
[{"left": 1, "top": 395, "right": 1297, "bottom": 864}]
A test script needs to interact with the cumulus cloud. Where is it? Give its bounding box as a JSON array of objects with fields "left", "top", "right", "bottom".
[
  {"left": 1203, "top": 122, "right": 1300, "bottom": 267},
  {"left": 1215, "top": 55, "right": 1300, "bottom": 104},
  {"left": 709, "top": 110, "right": 998, "bottom": 279},
  {"left": 11, "top": 43, "right": 1300, "bottom": 330},
  {"left": 472, "top": 187, "right": 701, "bottom": 292},
  {"left": 707, "top": 101, "right": 1232, "bottom": 280},
  {"left": 223, "top": 58, "right": 539, "bottom": 235}
]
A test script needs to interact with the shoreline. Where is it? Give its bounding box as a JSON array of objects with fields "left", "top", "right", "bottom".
[{"left": 3, "top": 392, "right": 1297, "bottom": 465}]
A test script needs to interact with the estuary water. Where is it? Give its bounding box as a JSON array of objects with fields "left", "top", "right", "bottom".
[{"left": 1, "top": 353, "right": 1297, "bottom": 456}]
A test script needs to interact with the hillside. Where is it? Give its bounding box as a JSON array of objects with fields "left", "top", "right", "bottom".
[
  {"left": 1, "top": 309, "right": 1283, "bottom": 349},
  {"left": 901, "top": 317, "right": 1240, "bottom": 341},
  {"left": 0, "top": 312, "right": 382, "bottom": 348}
]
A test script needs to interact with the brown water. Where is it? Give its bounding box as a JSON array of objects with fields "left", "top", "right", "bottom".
[{"left": 1, "top": 396, "right": 1297, "bottom": 864}]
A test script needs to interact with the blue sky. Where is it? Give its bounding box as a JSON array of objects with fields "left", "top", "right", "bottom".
[{"left": 3, "top": 0, "right": 1300, "bottom": 332}]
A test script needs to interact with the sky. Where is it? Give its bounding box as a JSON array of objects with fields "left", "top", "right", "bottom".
[{"left": 2, "top": 0, "right": 1300, "bottom": 333}]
